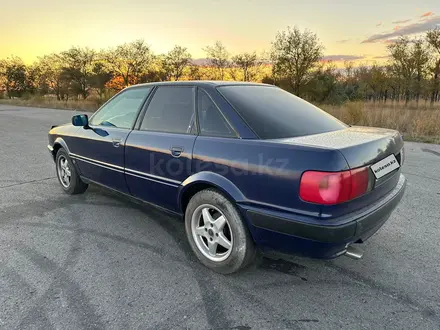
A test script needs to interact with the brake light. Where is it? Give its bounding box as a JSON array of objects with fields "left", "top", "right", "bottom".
[{"left": 299, "top": 167, "right": 370, "bottom": 205}]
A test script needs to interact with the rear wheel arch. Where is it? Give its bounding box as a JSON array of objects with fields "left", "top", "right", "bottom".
[
  {"left": 181, "top": 182, "right": 215, "bottom": 214},
  {"left": 178, "top": 172, "right": 246, "bottom": 214}
]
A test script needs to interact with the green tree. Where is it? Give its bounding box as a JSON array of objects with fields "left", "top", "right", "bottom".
[
  {"left": 342, "top": 61, "right": 362, "bottom": 101},
  {"left": 88, "top": 61, "right": 113, "bottom": 100},
  {"left": 204, "top": 41, "right": 230, "bottom": 80},
  {"left": 388, "top": 37, "right": 417, "bottom": 104},
  {"left": 163, "top": 46, "right": 192, "bottom": 81},
  {"left": 305, "top": 63, "right": 346, "bottom": 104},
  {"left": 0, "top": 56, "right": 28, "bottom": 98},
  {"left": 35, "top": 54, "right": 70, "bottom": 100},
  {"left": 188, "top": 64, "right": 202, "bottom": 80},
  {"left": 368, "top": 64, "right": 388, "bottom": 102},
  {"left": 412, "top": 39, "right": 430, "bottom": 103},
  {"left": 426, "top": 28, "right": 440, "bottom": 103},
  {"left": 25, "top": 63, "right": 41, "bottom": 95},
  {"left": 59, "top": 47, "right": 96, "bottom": 99},
  {"left": 141, "top": 55, "right": 168, "bottom": 82},
  {"left": 271, "top": 26, "right": 324, "bottom": 96},
  {"left": 104, "top": 40, "right": 153, "bottom": 86},
  {"left": 231, "top": 52, "right": 258, "bottom": 81}
]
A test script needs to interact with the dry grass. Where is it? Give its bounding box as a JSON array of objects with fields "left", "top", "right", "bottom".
[
  {"left": 0, "top": 96, "right": 99, "bottom": 112},
  {"left": 321, "top": 101, "right": 440, "bottom": 144},
  {"left": 1, "top": 97, "right": 439, "bottom": 144}
]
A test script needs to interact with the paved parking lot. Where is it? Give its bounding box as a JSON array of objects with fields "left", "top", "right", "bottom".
[{"left": 1, "top": 104, "right": 440, "bottom": 329}]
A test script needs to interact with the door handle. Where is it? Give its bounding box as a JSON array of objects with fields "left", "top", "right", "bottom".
[
  {"left": 170, "top": 146, "right": 184, "bottom": 158},
  {"left": 112, "top": 138, "right": 121, "bottom": 148}
]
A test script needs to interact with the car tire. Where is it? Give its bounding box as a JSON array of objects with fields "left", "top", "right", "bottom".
[
  {"left": 55, "top": 148, "right": 88, "bottom": 195},
  {"left": 185, "top": 188, "right": 255, "bottom": 274}
]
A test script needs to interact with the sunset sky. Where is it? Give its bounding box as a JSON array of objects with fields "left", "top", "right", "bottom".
[{"left": 1, "top": 0, "right": 439, "bottom": 64}]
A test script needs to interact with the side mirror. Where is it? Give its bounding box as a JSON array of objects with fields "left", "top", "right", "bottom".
[{"left": 72, "top": 114, "right": 89, "bottom": 127}]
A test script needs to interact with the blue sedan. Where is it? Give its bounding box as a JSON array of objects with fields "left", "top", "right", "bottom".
[{"left": 48, "top": 81, "right": 406, "bottom": 273}]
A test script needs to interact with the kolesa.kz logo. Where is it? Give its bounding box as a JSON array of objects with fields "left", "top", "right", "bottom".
[{"left": 374, "top": 159, "right": 396, "bottom": 174}]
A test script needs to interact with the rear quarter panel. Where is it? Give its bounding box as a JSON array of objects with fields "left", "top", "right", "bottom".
[{"left": 191, "top": 137, "right": 349, "bottom": 217}]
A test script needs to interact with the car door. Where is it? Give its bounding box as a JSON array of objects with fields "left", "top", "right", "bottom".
[
  {"left": 124, "top": 86, "right": 197, "bottom": 212},
  {"left": 69, "top": 86, "right": 152, "bottom": 193}
]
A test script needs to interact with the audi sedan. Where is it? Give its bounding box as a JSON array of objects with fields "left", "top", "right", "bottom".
[{"left": 48, "top": 81, "right": 406, "bottom": 274}]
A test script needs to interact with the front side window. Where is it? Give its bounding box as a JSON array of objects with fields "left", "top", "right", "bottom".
[
  {"left": 140, "top": 86, "right": 195, "bottom": 134},
  {"left": 198, "top": 89, "right": 236, "bottom": 138},
  {"left": 90, "top": 87, "right": 151, "bottom": 129}
]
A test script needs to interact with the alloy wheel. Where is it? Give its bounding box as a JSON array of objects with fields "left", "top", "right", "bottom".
[
  {"left": 57, "top": 156, "right": 72, "bottom": 188},
  {"left": 191, "top": 204, "right": 233, "bottom": 262}
]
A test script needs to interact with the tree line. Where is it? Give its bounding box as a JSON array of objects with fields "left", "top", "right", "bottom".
[{"left": 1, "top": 26, "right": 439, "bottom": 105}]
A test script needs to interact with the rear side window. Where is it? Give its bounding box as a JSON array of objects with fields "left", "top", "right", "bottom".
[
  {"left": 218, "top": 85, "right": 347, "bottom": 139},
  {"left": 198, "top": 89, "right": 236, "bottom": 138},
  {"left": 141, "top": 86, "right": 195, "bottom": 134}
]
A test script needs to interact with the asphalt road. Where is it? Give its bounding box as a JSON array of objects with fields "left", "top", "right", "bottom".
[{"left": 1, "top": 104, "right": 440, "bottom": 330}]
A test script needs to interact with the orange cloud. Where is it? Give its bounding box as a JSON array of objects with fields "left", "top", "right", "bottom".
[
  {"left": 392, "top": 19, "right": 411, "bottom": 24},
  {"left": 393, "top": 26, "right": 401, "bottom": 31},
  {"left": 362, "top": 16, "right": 440, "bottom": 43},
  {"left": 321, "top": 55, "right": 365, "bottom": 62},
  {"left": 421, "top": 12, "right": 434, "bottom": 18}
]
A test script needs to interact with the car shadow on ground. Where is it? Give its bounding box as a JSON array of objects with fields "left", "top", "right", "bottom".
[{"left": 90, "top": 184, "right": 320, "bottom": 278}]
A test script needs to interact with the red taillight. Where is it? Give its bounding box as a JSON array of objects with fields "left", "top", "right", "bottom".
[{"left": 299, "top": 167, "right": 370, "bottom": 205}]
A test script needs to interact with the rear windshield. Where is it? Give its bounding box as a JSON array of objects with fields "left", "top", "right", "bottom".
[{"left": 218, "top": 85, "right": 347, "bottom": 139}]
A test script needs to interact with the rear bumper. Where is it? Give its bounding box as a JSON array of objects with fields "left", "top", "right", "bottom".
[{"left": 245, "top": 174, "right": 406, "bottom": 257}]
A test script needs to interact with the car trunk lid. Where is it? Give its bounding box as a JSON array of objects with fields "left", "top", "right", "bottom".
[
  {"left": 274, "top": 126, "right": 403, "bottom": 169},
  {"left": 272, "top": 126, "right": 404, "bottom": 218}
]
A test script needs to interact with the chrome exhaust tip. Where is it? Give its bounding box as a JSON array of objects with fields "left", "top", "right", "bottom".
[{"left": 345, "top": 245, "right": 364, "bottom": 260}]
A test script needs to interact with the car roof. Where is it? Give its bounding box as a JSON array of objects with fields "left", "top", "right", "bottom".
[{"left": 126, "top": 81, "right": 274, "bottom": 89}]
